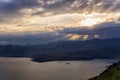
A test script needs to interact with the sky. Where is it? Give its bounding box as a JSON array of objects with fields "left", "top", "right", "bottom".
[{"left": 0, "top": 0, "right": 120, "bottom": 45}]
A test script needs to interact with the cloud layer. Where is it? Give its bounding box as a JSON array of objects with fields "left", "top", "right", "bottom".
[
  {"left": 0, "top": 0, "right": 120, "bottom": 21},
  {"left": 0, "top": 0, "right": 120, "bottom": 45}
]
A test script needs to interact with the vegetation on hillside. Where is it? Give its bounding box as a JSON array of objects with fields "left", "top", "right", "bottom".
[{"left": 89, "top": 61, "right": 120, "bottom": 80}]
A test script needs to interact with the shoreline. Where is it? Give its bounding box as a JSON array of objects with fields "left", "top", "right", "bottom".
[
  {"left": 0, "top": 56, "right": 119, "bottom": 63},
  {"left": 89, "top": 61, "right": 120, "bottom": 80}
]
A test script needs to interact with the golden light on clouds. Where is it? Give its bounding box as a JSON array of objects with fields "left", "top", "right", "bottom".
[
  {"left": 65, "top": 34, "right": 90, "bottom": 41},
  {"left": 0, "top": 0, "right": 120, "bottom": 45},
  {"left": 27, "top": 12, "right": 120, "bottom": 29},
  {"left": 66, "top": 34, "right": 81, "bottom": 41},
  {"left": 80, "top": 12, "right": 120, "bottom": 27},
  {"left": 81, "top": 17, "right": 102, "bottom": 27},
  {"left": 0, "top": 12, "right": 120, "bottom": 34},
  {"left": 83, "top": 35, "right": 89, "bottom": 40},
  {"left": 94, "top": 35, "right": 100, "bottom": 39}
]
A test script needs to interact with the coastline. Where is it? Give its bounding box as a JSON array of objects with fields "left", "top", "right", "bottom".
[{"left": 89, "top": 61, "right": 120, "bottom": 80}]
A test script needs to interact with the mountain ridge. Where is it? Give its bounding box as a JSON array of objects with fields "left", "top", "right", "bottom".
[{"left": 0, "top": 38, "right": 120, "bottom": 62}]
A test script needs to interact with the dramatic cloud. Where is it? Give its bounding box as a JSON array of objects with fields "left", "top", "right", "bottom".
[
  {"left": 0, "top": 22, "right": 120, "bottom": 45},
  {"left": 0, "top": 0, "right": 120, "bottom": 45},
  {"left": 60, "top": 22, "right": 120, "bottom": 39},
  {"left": 0, "top": 0, "right": 120, "bottom": 21}
]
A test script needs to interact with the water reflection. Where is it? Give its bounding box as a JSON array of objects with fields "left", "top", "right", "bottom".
[{"left": 0, "top": 58, "right": 116, "bottom": 80}]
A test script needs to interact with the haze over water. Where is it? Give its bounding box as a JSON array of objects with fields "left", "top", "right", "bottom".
[{"left": 0, "top": 58, "right": 116, "bottom": 80}]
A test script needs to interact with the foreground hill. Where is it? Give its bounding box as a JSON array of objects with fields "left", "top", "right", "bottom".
[
  {"left": 0, "top": 38, "right": 120, "bottom": 62},
  {"left": 89, "top": 61, "right": 120, "bottom": 80}
]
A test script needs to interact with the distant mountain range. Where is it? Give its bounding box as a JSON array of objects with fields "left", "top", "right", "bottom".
[{"left": 0, "top": 38, "right": 120, "bottom": 62}]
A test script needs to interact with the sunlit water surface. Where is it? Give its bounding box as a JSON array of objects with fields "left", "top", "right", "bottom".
[{"left": 0, "top": 58, "right": 118, "bottom": 80}]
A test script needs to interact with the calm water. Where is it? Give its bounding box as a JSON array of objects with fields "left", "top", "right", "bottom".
[{"left": 0, "top": 58, "right": 117, "bottom": 80}]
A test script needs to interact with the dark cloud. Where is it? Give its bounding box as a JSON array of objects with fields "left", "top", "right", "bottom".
[
  {"left": 0, "top": 0, "right": 40, "bottom": 13},
  {"left": 0, "top": 0, "right": 41, "bottom": 21},
  {"left": 0, "top": 0, "right": 120, "bottom": 45},
  {"left": 0, "top": 22, "right": 120, "bottom": 45},
  {"left": 60, "top": 22, "right": 120, "bottom": 39},
  {"left": 0, "top": 0, "right": 120, "bottom": 21},
  {"left": 0, "top": 32, "right": 65, "bottom": 45},
  {"left": 33, "top": 0, "right": 120, "bottom": 15}
]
